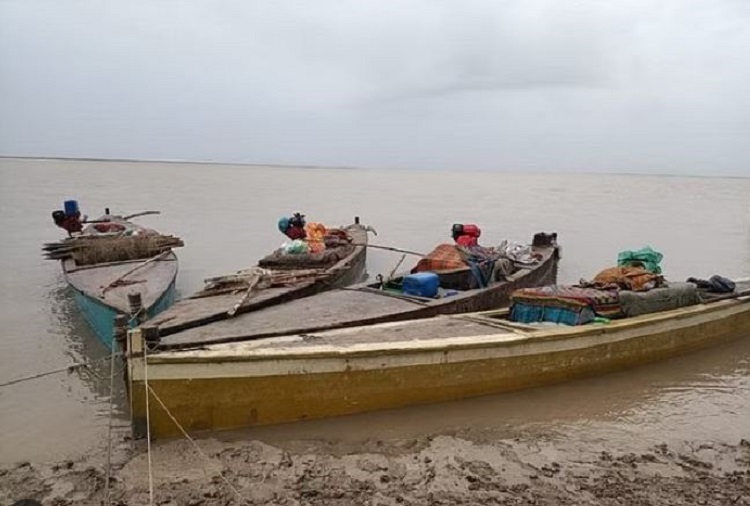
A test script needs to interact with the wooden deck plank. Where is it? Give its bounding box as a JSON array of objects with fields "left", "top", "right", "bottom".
[
  {"left": 160, "top": 289, "right": 423, "bottom": 347},
  {"left": 148, "top": 286, "right": 294, "bottom": 328},
  {"left": 156, "top": 244, "right": 560, "bottom": 349},
  {"left": 254, "top": 317, "right": 512, "bottom": 350},
  {"left": 63, "top": 253, "right": 178, "bottom": 312}
]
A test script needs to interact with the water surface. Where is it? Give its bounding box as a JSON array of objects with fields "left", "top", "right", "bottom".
[{"left": 0, "top": 158, "right": 748, "bottom": 464}]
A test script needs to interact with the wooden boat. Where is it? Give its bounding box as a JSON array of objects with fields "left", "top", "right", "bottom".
[
  {"left": 126, "top": 279, "right": 750, "bottom": 438},
  {"left": 44, "top": 209, "right": 183, "bottom": 349},
  {"left": 144, "top": 219, "right": 371, "bottom": 336},
  {"left": 143, "top": 232, "right": 561, "bottom": 350}
]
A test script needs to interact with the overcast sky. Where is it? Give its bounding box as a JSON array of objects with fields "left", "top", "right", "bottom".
[{"left": 1, "top": 0, "right": 748, "bottom": 175}]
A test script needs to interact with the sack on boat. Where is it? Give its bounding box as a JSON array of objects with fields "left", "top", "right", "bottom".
[
  {"left": 411, "top": 244, "right": 467, "bottom": 274},
  {"left": 304, "top": 222, "right": 327, "bottom": 253},
  {"left": 686, "top": 275, "right": 736, "bottom": 293},
  {"left": 617, "top": 246, "right": 663, "bottom": 274},
  {"left": 510, "top": 285, "right": 622, "bottom": 325},
  {"left": 284, "top": 240, "right": 310, "bottom": 255},
  {"left": 618, "top": 282, "right": 700, "bottom": 317},
  {"left": 588, "top": 266, "right": 663, "bottom": 292}
]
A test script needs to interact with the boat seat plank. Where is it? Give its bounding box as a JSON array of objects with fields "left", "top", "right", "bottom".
[{"left": 159, "top": 289, "right": 424, "bottom": 348}]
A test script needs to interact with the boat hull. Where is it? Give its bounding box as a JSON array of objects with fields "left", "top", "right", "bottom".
[
  {"left": 128, "top": 294, "right": 750, "bottom": 438},
  {"left": 147, "top": 223, "right": 369, "bottom": 337},
  {"left": 71, "top": 279, "right": 177, "bottom": 349}
]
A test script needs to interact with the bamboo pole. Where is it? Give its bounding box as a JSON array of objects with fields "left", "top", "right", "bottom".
[
  {"left": 101, "top": 250, "right": 173, "bottom": 294},
  {"left": 227, "top": 271, "right": 266, "bottom": 316}
]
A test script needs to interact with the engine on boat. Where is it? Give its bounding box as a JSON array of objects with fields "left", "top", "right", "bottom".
[
  {"left": 52, "top": 199, "right": 83, "bottom": 235},
  {"left": 451, "top": 223, "right": 481, "bottom": 247}
]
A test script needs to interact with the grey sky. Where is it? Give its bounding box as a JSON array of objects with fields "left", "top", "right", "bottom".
[{"left": 1, "top": 0, "right": 748, "bottom": 175}]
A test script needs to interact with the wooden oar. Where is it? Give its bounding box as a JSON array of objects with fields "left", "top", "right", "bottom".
[
  {"left": 305, "top": 238, "right": 469, "bottom": 268},
  {"left": 123, "top": 210, "right": 161, "bottom": 220},
  {"left": 703, "top": 288, "right": 750, "bottom": 304},
  {"left": 101, "top": 249, "right": 173, "bottom": 295}
]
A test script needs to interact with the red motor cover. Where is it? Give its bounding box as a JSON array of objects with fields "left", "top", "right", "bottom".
[
  {"left": 456, "top": 235, "right": 478, "bottom": 247},
  {"left": 461, "top": 224, "right": 481, "bottom": 238}
]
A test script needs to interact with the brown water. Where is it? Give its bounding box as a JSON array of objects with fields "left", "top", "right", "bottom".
[{"left": 0, "top": 157, "right": 748, "bottom": 465}]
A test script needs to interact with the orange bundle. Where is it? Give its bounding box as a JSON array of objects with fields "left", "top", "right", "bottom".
[{"left": 304, "top": 222, "right": 327, "bottom": 253}]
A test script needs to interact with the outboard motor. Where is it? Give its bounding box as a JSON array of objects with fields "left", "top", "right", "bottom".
[
  {"left": 452, "top": 223, "right": 481, "bottom": 247},
  {"left": 532, "top": 232, "right": 558, "bottom": 247},
  {"left": 51, "top": 199, "right": 84, "bottom": 236}
]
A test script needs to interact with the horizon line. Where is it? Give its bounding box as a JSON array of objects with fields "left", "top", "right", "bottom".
[{"left": 0, "top": 154, "right": 747, "bottom": 180}]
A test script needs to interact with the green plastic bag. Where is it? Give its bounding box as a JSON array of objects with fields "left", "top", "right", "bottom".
[
  {"left": 284, "top": 239, "right": 310, "bottom": 255},
  {"left": 617, "top": 246, "right": 663, "bottom": 274}
]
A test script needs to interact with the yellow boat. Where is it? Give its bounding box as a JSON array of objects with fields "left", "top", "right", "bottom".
[{"left": 126, "top": 281, "right": 750, "bottom": 439}]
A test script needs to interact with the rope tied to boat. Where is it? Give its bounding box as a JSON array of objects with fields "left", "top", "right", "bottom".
[
  {"left": 105, "top": 339, "right": 117, "bottom": 506},
  {"left": 145, "top": 383, "right": 249, "bottom": 503},
  {"left": 144, "top": 344, "right": 155, "bottom": 506},
  {"left": 0, "top": 353, "right": 124, "bottom": 389}
]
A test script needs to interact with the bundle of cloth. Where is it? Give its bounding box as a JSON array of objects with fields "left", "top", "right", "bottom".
[
  {"left": 410, "top": 241, "right": 534, "bottom": 289},
  {"left": 277, "top": 213, "right": 351, "bottom": 255}
]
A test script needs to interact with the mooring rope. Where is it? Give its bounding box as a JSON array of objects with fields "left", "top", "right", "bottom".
[
  {"left": 147, "top": 384, "right": 248, "bottom": 504},
  {"left": 143, "top": 344, "right": 155, "bottom": 506},
  {"left": 0, "top": 354, "right": 123, "bottom": 389},
  {"left": 104, "top": 339, "right": 117, "bottom": 506}
]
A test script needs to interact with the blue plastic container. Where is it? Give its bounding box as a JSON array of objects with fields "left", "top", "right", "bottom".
[
  {"left": 64, "top": 200, "right": 79, "bottom": 216},
  {"left": 402, "top": 272, "right": 440, "bottom": 298}
]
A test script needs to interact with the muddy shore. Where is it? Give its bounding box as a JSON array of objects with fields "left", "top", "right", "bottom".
[{"left": 2, "top": 432, "right": 748, "bottom": 506}]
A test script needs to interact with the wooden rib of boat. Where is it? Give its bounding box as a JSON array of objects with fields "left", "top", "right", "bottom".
[
  {"left": 126, "top": 280, "right": 750, "bottom": 438},
  {"left": 145, "top": 233, "right": 561, "bottom": 350},
  {"left": 144, "top": 220, "right": 370, "bottom": 336},
  {"left": 45, "top": 212, "right": 182, "bottom": 349}
]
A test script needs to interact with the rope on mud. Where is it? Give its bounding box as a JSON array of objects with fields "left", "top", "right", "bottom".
[
  {"left": 105, "top": 340, "right": 117, "bottom": 506},
  {"left": 144, "top": 344, "right": 155, "bottom": 506},
  {"left": 147, "top": 384, "right": 248, "bottom": 504}
]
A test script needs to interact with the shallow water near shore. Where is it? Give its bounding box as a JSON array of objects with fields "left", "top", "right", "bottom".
[{"left": 0, "top": 157, "right": 749, "bottom": 466}]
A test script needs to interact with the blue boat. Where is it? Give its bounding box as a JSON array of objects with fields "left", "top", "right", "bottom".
[{"left": 45, "top": 202, "right": 182, "bottom": 349}]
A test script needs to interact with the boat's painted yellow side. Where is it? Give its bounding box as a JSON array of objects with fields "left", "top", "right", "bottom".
[{"left": 127, "top": 297, "right": 750, "bottom": 438}]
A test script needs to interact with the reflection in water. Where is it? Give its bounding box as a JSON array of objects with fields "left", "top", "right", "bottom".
[{"left": 45, "top": 283, "right": 128, "bottom": 413}]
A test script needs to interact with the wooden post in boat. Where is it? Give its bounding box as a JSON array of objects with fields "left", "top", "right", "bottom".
[
  {"left": 113, "top": 314, "right": 128, "bottom": 351},
  {"left": 114, "top": 314, "right": 131, "bottom": 403},
  {"left": 126, "top": 328, "right": 147, "bottom": 440},
  {"left": 128, "top": 292, "right": 143, "bottom": 326}
]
